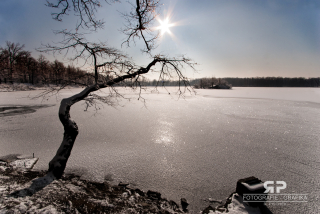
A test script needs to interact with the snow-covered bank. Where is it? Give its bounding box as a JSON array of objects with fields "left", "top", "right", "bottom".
[
  {"left": 0, "top": 154, "right": 186, "bottom": 214},
  {"left": 0, "top": 83, "right": 37, "bottom": 92},
  {"left": 0, "top": 154, "right": 272, "bottom": 214},
  {"left": 0, "top": 83, "right": 82, "bottom": 92}
]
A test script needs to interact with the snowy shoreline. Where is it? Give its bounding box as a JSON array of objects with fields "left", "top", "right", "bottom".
[
  {"left": 0, "top": 154, "right": 187, "bottom": 213},
  {"left": 0, "top": 154, "right": 272, "bottom": 214}
]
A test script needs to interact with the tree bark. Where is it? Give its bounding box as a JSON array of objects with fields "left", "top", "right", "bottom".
[{"left": 48, "top": 86, "right": 95, "bottom": 178}]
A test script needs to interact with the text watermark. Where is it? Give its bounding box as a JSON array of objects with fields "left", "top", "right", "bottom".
[
  {"left": 242, "top": 181, "right": 308, "bottom": 203},
  {"left": 243, "top": 194, "right": 308, "bottom": 203}
]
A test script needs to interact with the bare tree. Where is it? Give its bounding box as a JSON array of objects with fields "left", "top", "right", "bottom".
[
  {"left": 50, "top": 60, "right": 66, "bottom": 85},
  {"left": 25, "top": 55, "right": 38, "bottom": 85},
  {"left": 0, "top": 48, "right": 9, "bottom": 83},
  {"left": 16, "top": 51, "right": 31, "bottom": 83},
  {"left": 37, "top": 55, "right": 50, "bottom": 84},
  {"left": 0, "top": 41, "right": 26, "bottom": 83},
  {"left": 16, "top": 51, "right": 40, "bottom": 84},
  {"left": 37, "top": 0, "right": 197, "bottom": 180}
]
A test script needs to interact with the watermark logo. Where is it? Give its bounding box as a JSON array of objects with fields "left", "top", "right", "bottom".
[
  {"left": 243, "top": 181, "right": 308, "bottom": 204},
  {"left": 264, "top": 181, "right": 286, "bottom": 193}
]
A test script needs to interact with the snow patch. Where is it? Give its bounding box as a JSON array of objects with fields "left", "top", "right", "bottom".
[
  {"left": 208, "top": 193, "right": 261, "bottom": 214},
  {"left": 9, "top": 158, "right": 38, "bottom": 169}
]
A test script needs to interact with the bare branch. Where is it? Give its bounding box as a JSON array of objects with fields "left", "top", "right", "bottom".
[
  {"left": 46, "top": 0, "right": 161, "bottom": 52},
  {"left": 121, "top": 0, "right": 160, "bottom": 53},
  {"left": 46, "top": 0, "right": 109, "bottom": 30},
  {"left": 37, "top": 30, "right": 128, "bottom": 84}
]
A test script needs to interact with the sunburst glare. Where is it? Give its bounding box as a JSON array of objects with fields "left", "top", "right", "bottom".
[{"left": 156, "top": 17, "right": 174, "bottom": 36}]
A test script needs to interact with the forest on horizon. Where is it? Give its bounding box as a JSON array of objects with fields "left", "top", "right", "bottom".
[{"left": 1, "top": 41, "right": 319, "bottom": 88}]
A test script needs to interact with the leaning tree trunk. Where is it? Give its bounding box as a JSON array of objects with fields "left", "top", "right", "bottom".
[{"left": 48, "top": 86, "right": 95, "bottom": 178}]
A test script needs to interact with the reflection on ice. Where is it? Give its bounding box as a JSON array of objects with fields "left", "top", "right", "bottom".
[{"left": 154, "top": 119, "right": 175, "bottom": 147}]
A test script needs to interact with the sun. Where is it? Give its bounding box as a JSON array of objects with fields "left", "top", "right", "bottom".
[{"left": 156, "top": 17, "right": 174, "bottom": 36}]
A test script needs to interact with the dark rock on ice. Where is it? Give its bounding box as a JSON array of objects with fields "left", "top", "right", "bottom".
[
  {"left": 181, "top": 198, "right": 189, "bottom": 211},
  {"left": 147, "top": 190, "right": 161, "bottom": 200}
]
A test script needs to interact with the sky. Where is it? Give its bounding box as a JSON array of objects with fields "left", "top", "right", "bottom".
[{"left": 0, "top": 0, "right": 319, "bottom": 78}]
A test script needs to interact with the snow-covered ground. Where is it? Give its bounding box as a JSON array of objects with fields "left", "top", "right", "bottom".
[
  {"left": 0, "top": 154, "right": 266, "bottom": 213},
  {"left": 0, "top": 155, "right": 187, "bottom": 214},
  {"left": 1, "top": 87, "right": 319, "bottom": 213}
]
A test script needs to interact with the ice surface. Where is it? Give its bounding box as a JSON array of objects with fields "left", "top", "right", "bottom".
[{"left": 0, "top": 87, "right": 319, "bottom": 213}]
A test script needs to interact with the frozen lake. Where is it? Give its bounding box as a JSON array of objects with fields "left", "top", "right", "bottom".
[{"left": 1, "top": 87, "right": 320, "bottom": 213}]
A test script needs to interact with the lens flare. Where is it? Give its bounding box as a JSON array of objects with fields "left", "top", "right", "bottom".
[{"left": 157, "top": 17, "right": 174, "bottom": 35}]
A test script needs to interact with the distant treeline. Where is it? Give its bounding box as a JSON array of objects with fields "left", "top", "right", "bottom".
[
  {"left": 223, "top": 77, "right": 320, "bottom": 87},
  {"left": 136, "top": 77, "right": 320, "bottom": 88},
  {"left": 83, "top": 76, "right": 320, "bottom": 88},
  {"left": 0, "top": 41, "right": 92, "bottom": 85},
  {"left": 121, "top": 77, "right": 231, "bottom": 88},
  {"left": 2, "top": 42, "right": 319, "bottom": 88}
]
